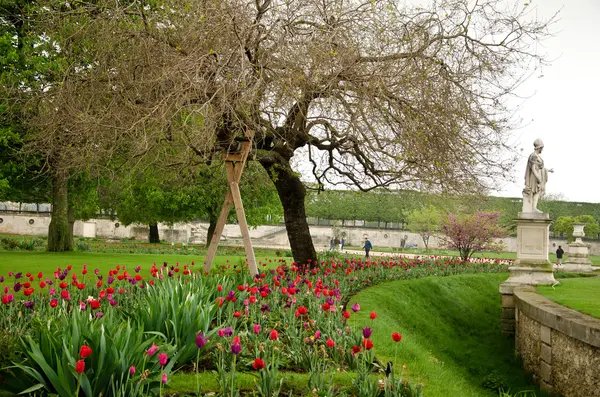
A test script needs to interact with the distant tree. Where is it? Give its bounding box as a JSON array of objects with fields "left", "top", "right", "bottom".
[
  {"left": 553, "top": 215, "right": 600, "bottom": 242},
  {"left": 407, "top": 206, "right": 442, "bottom": 250},
  {"left": 109, "top": 162, "right": 282, "bottom": 244},
  {"left": 440, "top": 212, "right": 507, "bottom": 262},
  {"left": 542, "top": 192, "right": 568, "bottom": 202}
]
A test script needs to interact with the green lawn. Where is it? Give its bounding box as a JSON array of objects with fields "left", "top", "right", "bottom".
[
  {"left": 537, "top": 277, "right": 600, "bottom": 319},
  {"left": 0, "top": 251, "right": 283, "bottom": 275},
  {"left": 348, "top": 273, "right": 545, "bottom": 397}
]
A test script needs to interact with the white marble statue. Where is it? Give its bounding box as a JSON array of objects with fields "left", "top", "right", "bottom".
[{"left": 522, "top": 138, "right": 553, "bottom": 213}]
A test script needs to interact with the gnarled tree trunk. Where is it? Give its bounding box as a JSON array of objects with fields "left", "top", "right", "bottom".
[
  {"left": 48, "top": 171, "right": 73, "bottom": 251},
  {"left": 260, "top": 159, "right": 317, "bottom": 267},
  {"left": 206, "top": 216, "right": 218, "bottom": 247},
  {"left": 149, "top": 222, "right": 160, "bottom": 243}
]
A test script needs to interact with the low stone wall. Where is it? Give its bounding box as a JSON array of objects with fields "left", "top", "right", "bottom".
[
  {"left": 4, "top": 213, "right": 600, "bottom": 256},
  {"left": 514, "top": 286, "right": 600, "bottom": 397}
]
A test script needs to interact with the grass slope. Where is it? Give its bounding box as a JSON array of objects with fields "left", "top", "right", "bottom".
[
  {"left": 348, "top": 273, "right": 545, "bottom": 397},
  {"left": 537, "top": 277, "right": 600, "bottom": 319}
]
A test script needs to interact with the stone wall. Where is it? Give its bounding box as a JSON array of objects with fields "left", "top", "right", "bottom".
[
  {"left": 3, "top": 213, "right": 600, "bottom": 255},
  {"left": 514, "top": 286, "right": 600, "bottom": 397}
]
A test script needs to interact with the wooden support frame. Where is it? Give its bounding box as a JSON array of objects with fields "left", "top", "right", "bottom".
[{"left": 204, "top": 139, "right": 259, "bottom": 277}]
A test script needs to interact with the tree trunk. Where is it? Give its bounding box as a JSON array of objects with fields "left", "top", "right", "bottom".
[
  {"left": 68, "top": 205, "right": 75, "bottom": 243},
  {"left": 48, "top": 172, "right": 73, "bottom": 252},
  {"left": 149, "top": 223, "right": 160, "bottom": 243},
  {"left": 260, "top": 159, "right": 317, "bottom": 267},
  {"left": 206, "top": 216, "right": 218, "bottom": 247}
]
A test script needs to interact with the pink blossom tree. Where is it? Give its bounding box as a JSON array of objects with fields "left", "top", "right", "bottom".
[{"left": 440, "top": 212, "right": 508, "bottom": 262}]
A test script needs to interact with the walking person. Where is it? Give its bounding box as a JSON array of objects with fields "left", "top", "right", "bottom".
[
  {"left": 329, "top": 237, "right": 334, "bottom": 251},
  {"left": 363, "top": 238, "right": 373, "bottom": 258},
  {"left": 340, "top": 238, "right": 345, "bottom": 251},
  {"left": 556, "top": 245, "right": 564, "bottom": 267}
]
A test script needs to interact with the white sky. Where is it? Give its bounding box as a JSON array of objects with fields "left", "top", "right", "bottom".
[{"left": 497, "top": 0, "right": 600, "bottom": 203}]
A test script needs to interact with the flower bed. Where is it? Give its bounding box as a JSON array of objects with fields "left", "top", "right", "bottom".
[{"left": 0, "top": 257, "right": 508, "bottom": 396}]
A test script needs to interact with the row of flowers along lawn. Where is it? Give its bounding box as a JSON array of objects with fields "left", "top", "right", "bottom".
[{"left": 0, "top": 255, "right": 511, "bottom": 396}]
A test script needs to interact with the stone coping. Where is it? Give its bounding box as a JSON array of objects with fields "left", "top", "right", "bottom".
[{"left": 514, "top": 286, "right": 600, "bottom": 348}]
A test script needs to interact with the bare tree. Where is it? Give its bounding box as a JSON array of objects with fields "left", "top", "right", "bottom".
[{"left": 25, "top": 0, "right": 556, "bottom": 263}]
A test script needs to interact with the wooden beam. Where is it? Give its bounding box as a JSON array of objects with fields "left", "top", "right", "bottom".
[
  {"left": 203, "top": 192, "right": 233, "bottom": 274},
  {"left": 226, "top": 162, "right": 258, "bottom": 277},
  {"left": 203, "top": 137, "right": 258, "bottom": 275}
]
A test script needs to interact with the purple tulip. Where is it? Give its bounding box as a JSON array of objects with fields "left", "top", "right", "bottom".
[
  {"left": 95, "top": 312, "right": 104, "bottom": 319},
  {"left": 351, "top": 302, "right": 360, "bottom": 313},
  {"left": 224, "top": 327, "right": 233, "bottom": 337},
  {"left": 13, "top": 282, "right": 22, "bottom": 292},
  {"left": 196, "top": 332, "right": 207, "bottom": 348},
  {"left": 231, "top": 343, "right": 242, "bottom": 355},
  {"left": 24, "top": 301, "right": 35, "bottom": 309},
  {"left": 362, "top": 326, "right": 372, "bottom": 338}
]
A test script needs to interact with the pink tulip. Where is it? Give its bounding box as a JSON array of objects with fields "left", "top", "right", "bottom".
[
  {"left": 146, "top": 343, "right": 159, "bottom": 356},
  {"left": 158, "top": 353, "right": 168, "bottom": 366}
]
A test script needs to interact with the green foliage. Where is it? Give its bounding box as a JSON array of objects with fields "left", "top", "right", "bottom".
[
  {"left": 304, "top": 190, "right": 600, "bottom": 237},
  {"left": 104, "top": 161, "right": 282, "bottom": 241},
  {"left": 553, "top": 215, "right": 600, "bottom": 242},
  {"left": 13, "top": 311, "right": 177, "bottom": 397},
  {"left": 406, "top": 206, "right": 442, "bottom": 249},
  {"left": 0, "top": 236, "right": 43, "bottom": 250},
  {"left": 137, "top": 277, "right": 226, "bottom": 366}
]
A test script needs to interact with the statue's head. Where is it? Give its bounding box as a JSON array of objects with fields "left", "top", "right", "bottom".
[{"left": 533, "top": 138, "right": 544, "bottom": 149}]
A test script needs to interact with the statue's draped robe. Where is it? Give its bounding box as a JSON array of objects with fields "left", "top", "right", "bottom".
[{"left": 524, "top": 152, "right": 547, "bottom": 196}]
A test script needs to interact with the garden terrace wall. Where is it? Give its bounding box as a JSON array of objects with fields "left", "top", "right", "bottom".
[{"left": 514, "top": 286, "right": 600, "bottom": 397}]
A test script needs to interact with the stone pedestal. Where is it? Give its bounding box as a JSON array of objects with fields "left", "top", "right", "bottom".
[
  {"left": 500, "top": 213, "right": 556, "bottom": 334},
  {"left": 562, "top": 223, "right": 594, "bottom": 273}
]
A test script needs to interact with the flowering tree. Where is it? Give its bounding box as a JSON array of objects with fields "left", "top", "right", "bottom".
[{"left": 440, "top": 212, "right": 507, "bottom": 262}]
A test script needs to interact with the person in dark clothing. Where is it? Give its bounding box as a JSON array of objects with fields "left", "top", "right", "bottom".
[
  {"left": 556, "top": 245, "right": 564, "bottom": 266},
  {"left": 363, "top": 238, "right": 373, "bottom": 258}
]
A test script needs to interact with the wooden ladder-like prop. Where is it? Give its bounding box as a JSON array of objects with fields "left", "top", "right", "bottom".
[{"left": 203, "top": 137, "right": 258, "bottom": 277}]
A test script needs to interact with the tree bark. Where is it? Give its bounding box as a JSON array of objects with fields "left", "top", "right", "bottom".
[
  {"left": 68, "top": 205, "right": 75, "bottom": 243},
  {"left": 206, "top": 216, "right": 218, "bottom": 247},
  {"left": 48, "top": 172, "right": 73, "bottom": 251},
  {"left": 260, "top": 159, "right": 317, "bottom": 267},
  {"left": 149, "top": 223, "right": 160, "bottom": 243}
]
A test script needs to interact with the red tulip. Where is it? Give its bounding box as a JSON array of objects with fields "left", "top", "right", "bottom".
[
  {"left": 80, "top": 345, "right": 92, "bottom": 358},
  {"left": 363, "top": 339, "right": 374, "bottom": 350},
  {"left": 75, "top": 360, "right": 85, "bottom": 373},
  {"left": 392, "top": 332, "right": 402, "bottom": 342},
  {"left": 269, "top": 329, "right": 279, "bottom": 341},
  {"left": 326, "top": 338, "right": 335, "bottom": 348},
  {"left": 343, "top": 311, "right": 350, "bottom": 319},
  {"left": 370, "top": 311, "right": 377, "bottom": 320},
  {"left": 252, "top": 358, "right": 265, "bottom": 370}
]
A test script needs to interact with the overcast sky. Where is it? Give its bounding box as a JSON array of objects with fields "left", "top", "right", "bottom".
[{"left": 497, "top": 0, "right": 600, "bottom": 203}]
